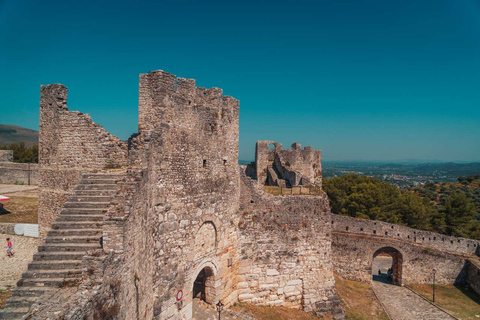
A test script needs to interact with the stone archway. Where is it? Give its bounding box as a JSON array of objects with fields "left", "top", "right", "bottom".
[
  {"left": 372, "top": 247, "right": 403, "bottom": 286},
  {"left": 192, "top": 266, "right": 216, "bottom": 304}
]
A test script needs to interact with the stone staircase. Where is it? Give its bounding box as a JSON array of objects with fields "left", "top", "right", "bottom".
[{"left": 0, "top": 173, "right": 123, "bottom": 319}]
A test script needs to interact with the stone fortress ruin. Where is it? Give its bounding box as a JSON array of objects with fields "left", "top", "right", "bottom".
[{"left": 1, "top": 69, "right": 480, "bottom": 319}]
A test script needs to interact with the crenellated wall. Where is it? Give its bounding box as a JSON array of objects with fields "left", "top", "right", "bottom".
[
  {"left": 106, "top": 70, "right": 241, "bottom": 319},
  {"left": 38, "top": 84, "right": 128, "bottom": 238},
  {"left": 331, "top": 214, "right": 479, "bottom": 285}
]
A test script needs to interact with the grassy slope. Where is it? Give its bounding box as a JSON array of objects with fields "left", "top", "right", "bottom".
[
  {"left": 0, "top": 124, "right": 38, "bottom": 147},
  {"left": 0, "top": 196, "right": 38, "bottom": 224},
  {"left": 334, "top": 276, "right": 389, "bottom": 320},
  {"left": 409, "top": 284, "right": 480, "bottom": 320}
]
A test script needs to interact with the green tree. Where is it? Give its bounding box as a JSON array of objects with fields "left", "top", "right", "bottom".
[
  {"left": 0, "top": 142, "right": 38, "bottom": 163},
  {"left": 444, "top": 192, "right": 477, "bottom": 238}
]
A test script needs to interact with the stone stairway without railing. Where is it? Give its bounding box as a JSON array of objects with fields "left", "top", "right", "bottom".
[{"left": 0, "top": 173, "right": 123, "bottom": 319}]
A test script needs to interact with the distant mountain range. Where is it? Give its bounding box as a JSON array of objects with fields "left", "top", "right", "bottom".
[{"left": 0, "top": 124, "right": 38, "bottom": 147}]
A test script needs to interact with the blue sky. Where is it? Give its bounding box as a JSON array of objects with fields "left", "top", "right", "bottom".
[{"left": 1, "top": 0, "right": 479, "bottom": 161}]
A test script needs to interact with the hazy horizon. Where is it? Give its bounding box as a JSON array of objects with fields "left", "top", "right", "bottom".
[{"left": 1, "top": 1, "right": 479, "bottom": 162}]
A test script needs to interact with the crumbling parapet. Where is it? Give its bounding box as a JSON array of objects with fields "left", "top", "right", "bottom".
[
  {"left": 255, "top": 140, "right": 322, "bottom": 188},
  {"left": 38, "top": 84, "right": 128, "bottom": 239}
]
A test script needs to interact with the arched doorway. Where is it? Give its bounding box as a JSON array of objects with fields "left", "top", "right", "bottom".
[
  {"left": 192, "top": 266, "right": 216, "bottom": 304},
  {"left": 372, "top": 247, "right": 403, "bottom": 285}
]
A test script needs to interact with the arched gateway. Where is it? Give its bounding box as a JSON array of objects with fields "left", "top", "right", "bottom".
[
  {"left": 193, "top": 266, "right": 216, "bottom": 304},
  {"left": 372, "top": 247, "right": 403, "bottom": 285}
]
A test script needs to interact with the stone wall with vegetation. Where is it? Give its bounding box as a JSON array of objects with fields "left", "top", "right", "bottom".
[{"left": 38, "top": 84, "right": 128, "bottom": 238}]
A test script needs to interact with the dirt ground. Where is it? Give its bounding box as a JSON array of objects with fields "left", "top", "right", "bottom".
[{"left": 0, "top": 184, "right": 38, "bottom": 224}]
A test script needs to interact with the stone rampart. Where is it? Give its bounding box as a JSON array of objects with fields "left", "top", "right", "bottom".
[
  {"left": 0, "top": 162, "right": 38, "bottom": 185},
  {"left": 99, "top": 70, "right": 241, "bottom": 319},
  {"left": 0, "top": 150, "right": 13, "bottom": 162},
  {"left": 331, "top": 215, "right": 480, "bottom": 286},
  {"left": 332, "top": 214, "right": 480, "bottom": 256},
  {"left": 38, "top": 84, "right": 128, "bottom": 238},
  {"left": 238, "top": 171, "right": 341, "bottom": 316}
]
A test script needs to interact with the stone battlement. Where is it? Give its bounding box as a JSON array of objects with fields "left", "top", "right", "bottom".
[{"left": 138, "top": 70, "right": 239, "bottom": 133}]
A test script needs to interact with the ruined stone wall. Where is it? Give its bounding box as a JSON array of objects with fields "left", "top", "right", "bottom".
[
  {"left": 0, "top": 150, "right": 13, "bottom": 162},
  {"left": 237, "top": 170, "right": 342, "bottom": 316},
  {"left": 332, "top": 215, "right": 480, "bottom": 256},
  {"left": 109, "top": 70, "right": 241, "bottom": 319},
  {"left": 0, "top": 162, "right": 38, "bottom": 185},
  {"left": 38, "top": 84, "right": 128, "bottom": 238},
  {"left": 255, "top": 141, "right": 322, "bottom": 187}
]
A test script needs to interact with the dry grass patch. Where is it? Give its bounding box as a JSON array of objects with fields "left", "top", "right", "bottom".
[
  {"left": 231, "top": 304, "right": 323, "bottom": 320},
  {"left": 334, "top": 275, "right": 389, "bottom": 320},
  {"left": 0, "top": 196, "right": 38, "bottom": 224},
  {"left": 409, "top": 284, "right": 480, "bottom": 320}
]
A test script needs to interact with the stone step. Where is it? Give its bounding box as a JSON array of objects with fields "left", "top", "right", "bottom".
[
  {"left": 60, "top": 208, "right": 107, "bottom": 215},
  {"left": 28, "top": 260, "right": 83, "bottom": 270},
  {"left": 51, "top": 221, "right": 102, "bottom": 230},
  {"left": 75, "top": 184, "right": 118, "bottom": 191},
  {"left": 80, "top": 178, "right": 118, "bottom": 185},
  {"left": 0, "top": 306, "right": 30, "bottom": 319},
  {"left": 19, "top": 277, "right": 80, "bottom": 288},
  {"left": 33, "top": 251, "right": 87, "bottom": 261},
  {"left": 4, "top": 296, "right": 36, "bottom": 308},
  {"left": 47, "top": 228, "right": 102, "bottom": 237},
  {"left": 22, "top": 269, "right": 83, "bottom": 279},
  {"left": 67, "top": 195, "right": 112, "bottom": 202},
  {"left": 56, "top": 214, "right": 104, "bottom": 222},
  {"left": 45, "top": 235, "right": 100, "bottom": 244},
  {"left": 11, "top": 286, "right": 55, "bottom": 298},
  {"left": 38, "top": 243, "right": 100, "bottom": 252},
  {"left": 82, "top": 173, "right": 124, "bottom": 180},
  {"left": 72, "top": 190, "right": 116, "bottom": 197},
  {"left": 64, "top": 202, "right": 110, "bottom": 209}
]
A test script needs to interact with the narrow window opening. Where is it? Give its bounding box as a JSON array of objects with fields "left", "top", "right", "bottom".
[
  {"left": 385, "top": 231, "right": 388, "bottom": 236},
  {"left": 223, "top": 159, "right": 227, "bottom": 165},
  {"left": 203, "top": 159, "right": 207, "bottom": 167},
  {"left": 373, "top": 230, "right": 376, "bottom": 234},
  {"left": 346, "top": 227, "right": 349, "bottom": 231}
]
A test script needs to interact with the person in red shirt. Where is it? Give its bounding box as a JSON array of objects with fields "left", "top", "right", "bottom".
[{"left": 5, "top": 238, "right": 14, "bottom": 258}]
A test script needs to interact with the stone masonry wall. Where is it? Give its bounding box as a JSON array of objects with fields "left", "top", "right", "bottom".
[
  {"left": 332, "top": 215, "right": 480, "bottom": 256},
  {"left": 105, "top": 70, "right": 241, "bottom": 319},
  {"left": 38, "top": 84, "right": 128, "bottom": 238},
  {"left": 238, "top": 169, "right": 342, "bottom": 316},
  {"left": 466, "top": 260, "right": 480, "bottom": 296},
  {"left": 331, "top": 215, "right": 478, "bottom": 285},
  {"left": 0, "top": 150, "right": 13, "bottom": 162},
  {"left": 332, "top": 232, "right": 467, "bottom": 285},
  {"left": 0, "top": 162, "right": 38, "bottom": 185}
]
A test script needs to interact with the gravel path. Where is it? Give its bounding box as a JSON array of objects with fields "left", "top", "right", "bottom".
[
  {"left": 372, "top": 281, "right": 455, "bottom": 320},
  {"left": 0, "top": 234, "right": 38, "bottom": 290},
  {"left": 0, "top": 184, "right": 38, "bottom": 196}
]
